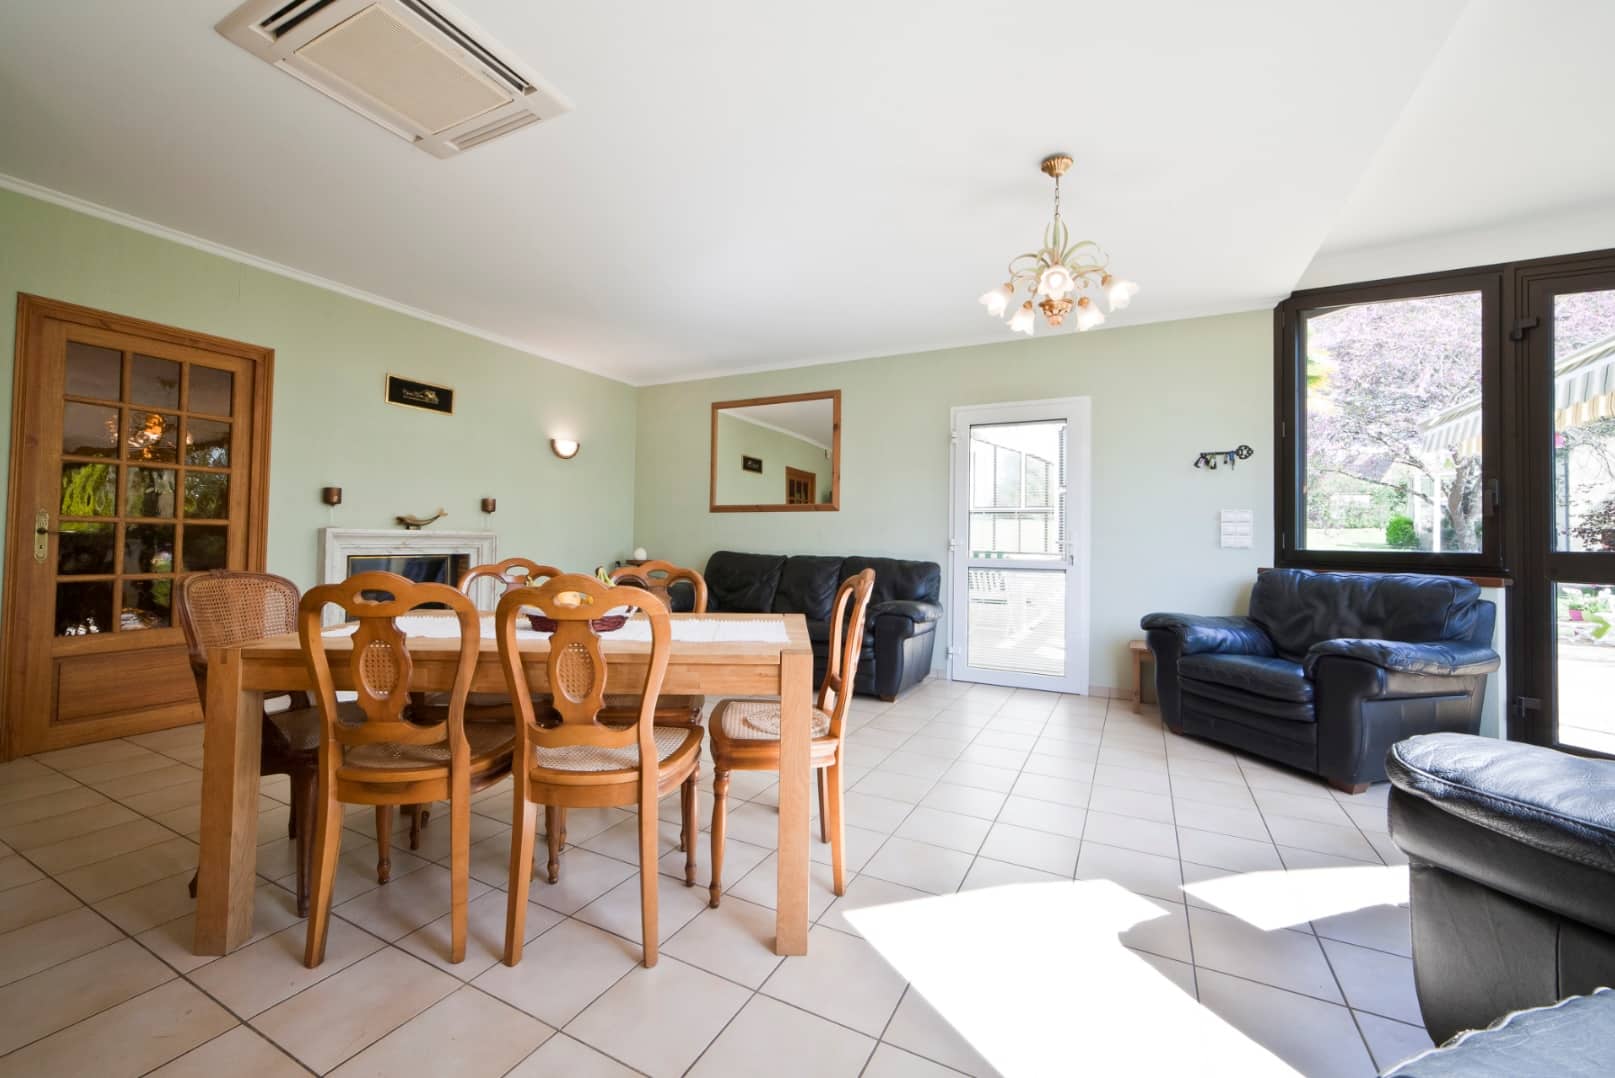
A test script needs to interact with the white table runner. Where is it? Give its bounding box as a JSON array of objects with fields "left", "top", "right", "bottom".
[{"left": 323, "top": 613, "right": 790, "bottom": 644}]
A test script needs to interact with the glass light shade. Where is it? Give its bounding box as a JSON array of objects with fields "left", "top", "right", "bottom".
[
  {"left": 1075, "top": 300, "right": 1105, "bottom": 332},
  {"left": 550, "top": 438, "right": 580, "bottom": 459},
  {"left": 979, "top": 282, "right": 1013, "bottom": 318},
  {"left": 1008, "top": 301, "right": 1036, "bottom": 335},
  {"left": 1105, "top": 276, "right": 1139, "bottom": 311},
  {"left": 1036, "top": 264, "right": 1076, "bottom": 300}
]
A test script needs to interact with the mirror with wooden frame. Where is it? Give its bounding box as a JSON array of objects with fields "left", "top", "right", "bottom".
[{"left": 709, "top": 390, "right": 840, "bottom": 512}]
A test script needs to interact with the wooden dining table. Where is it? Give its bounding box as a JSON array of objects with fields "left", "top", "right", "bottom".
[{"left": 193, "top": 611, "right": 817, "bottom": 957}]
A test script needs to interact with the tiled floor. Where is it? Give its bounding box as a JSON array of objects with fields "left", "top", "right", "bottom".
[{"left": 0, "top": 682, "right": 1432, "bottom": 1076}]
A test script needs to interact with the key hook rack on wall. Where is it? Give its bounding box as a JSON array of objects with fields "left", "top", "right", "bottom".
[{"left": 1195, "top": 445, "right": 1254, "bottom": 470}]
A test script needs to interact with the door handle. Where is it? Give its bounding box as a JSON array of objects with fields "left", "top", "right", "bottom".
[{"left": 34, "top": 509, "right": 49, "bottom": 562}]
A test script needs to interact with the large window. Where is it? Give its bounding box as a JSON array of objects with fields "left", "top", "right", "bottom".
[{"left": 1276, "top": 271, "right": 1501, "bottom": 574}]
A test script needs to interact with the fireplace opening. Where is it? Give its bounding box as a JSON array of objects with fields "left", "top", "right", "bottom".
[{"left": 346, "top": 553, "right": 472, "bottom": 612}]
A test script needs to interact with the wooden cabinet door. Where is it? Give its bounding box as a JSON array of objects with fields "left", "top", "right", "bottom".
[{"left": 2, "top": 296, "right": 272, "bottom": 759}]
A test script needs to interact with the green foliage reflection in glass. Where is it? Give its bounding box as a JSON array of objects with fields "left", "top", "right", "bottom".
[
  {"left": 61, "top": 463, "right": 116, "bottom": 517},
  {"left": 184, "top": 472, "right": 229, "bottom": 519}
]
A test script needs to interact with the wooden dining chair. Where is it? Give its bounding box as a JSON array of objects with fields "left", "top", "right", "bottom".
[
  {"left": 298, "top": 571, "right": 514, "bottom": 966},
  {"left": 176, "top": 571, "right": 321, "bottom": 915},
  {"left": 495, "top": 574, "right": 702, "bottom": 967},
  {"left": 707, "top": 568, "right": 874, "bottom": 908},
  {"left": 603, "top": 560, "right": 709, "bottom": 729}
]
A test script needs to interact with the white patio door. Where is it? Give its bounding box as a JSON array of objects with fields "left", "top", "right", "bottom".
[{"left": 949, "top": 398, "right": 1090, "bottom": 693}]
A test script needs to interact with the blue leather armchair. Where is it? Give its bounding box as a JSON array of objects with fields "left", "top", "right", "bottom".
[{"left": 1142, "top": 569, "right": 1501, "bottom": 792}]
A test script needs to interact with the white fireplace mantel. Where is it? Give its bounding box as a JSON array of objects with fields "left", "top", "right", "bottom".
[{"left": 318, "top": 527, "right": 498, "bottom": 624}]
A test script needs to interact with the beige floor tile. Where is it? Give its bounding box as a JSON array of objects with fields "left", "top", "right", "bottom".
[
  {"left": 0, "top": 877, "right": 80, "bottom": 933},
  {"left": 662, "top": 897, "right": 784, "bottom": 988},
  {"left": 1175, "top": 828, "right": 1284, "bottom": 873},
  {"left": 862, "top": 1042, "right": 968, "bottom": 1077},
  {"left": 1119, "top": 896, "right": 1193, "bottom": 963},
  {"left": 56, "top": 835, "right": 199, "bottom": 903},
  {"left": 977, "top": 822, "right": 1080, "bottom": 876},
  {"left": 0, "top": 938, "right": 174, "bottom": 1055},
  {"left": 763, "top": 924, "right": 907, "bottom": 1036},
  {"left": 334, "top": 862, "right": 491, "bottom": 942},
  {"left": 396, "top": 888, "right": 564, "bottom": 978},
  {"left": 862, "top": 837, "right": 974, "bottom": 894},
  {"left": 892, "top": 807, "right": 991, "bottom": 855},
  {"left": 254, "top": 948, "right": 460, "bottom": 1073},
  {"left": 472, "top": 918, "right": 640, "bottom": 1027},
  {"left": 138, "top": 882, "right": 303, "bottom": 975},
  {"left": 0, "top": 979, "right": 234, "bottom": 1078},
  {"left": 0, "top": 853, "right": 46, "bottom": 891},
  {"left": 1075, "top": 842, "right": 1183, "bottom": 903},
  {"left": 575, "top": 871, "right": 711, "bottom": 948},
  {"left": 566, "top": 956, "right": 750, "bottom": 1078},
  {"left": 690, "top": 994, "right": 875, "bottom": 1077},
  {"left": 0, "top": 771, "right": 80, "bottom": 807},
  {"left": 1188, "top": 907, "right": 1342, "bottom": 1002},
  {"left": 516, "top": 844, "right": 637, "bottom": 914},
  {"left": 958, "top": 857, "right": 1064, "bottom": 891},
  {"left": 146, "top": 1025, "right": 307, "bottom": 1078},
  {"left": 504, "top": 1033, "right": 640, "bottom": 1077},
  {"left": 329, "top": 985, "right": 552, "bottom": 1077},
  {"left": 91, "top": 763, "right": 203, "bottom": 801},
  {"left": 1196, "top": 969, "right": 1373, "bottom": 1078},
  {"left": 1321, "top": 938, "right": 1421, "bottom": 1024},
  {"left": 191, "top": 914, "right": 384, "bottom": 1017},
  {"left": 56, "top": 749, "right": 176, "bottom": 785},
  {"left": 881, "top": 989, "right": 997, "bottom": 1077},
  {"left": 93, "top": 869, "right": 197, "bottom": 933},
  {"left": 32, "top": 739, "right": 152, "bottom": 772},
  {"left": 0, "top": 801, "right": 139, "bottom": 850},
  {"left": 1356, "top": 1011, "right": 1434, "bottom": 1073},
  {"left": 0, "top": 786, "right": 109, "bottom": 829},
  {"left": 1263, "top": 813, "right": 1380, "bottom": 862},
  {"left": 1082, "top": 809, "right": 1178, "bottom": 858},
  {"left": 0, "top": 905, "right": 123, "bottom": 986},
  {"left": 117, "top": 780, "right": 205, "bottom": 817},
  {"left": 27, "top": 817, "right": 174, "bottom": 874},
  {"left": 1311, "top": 903, "right": 1411, "bottom": 957},
  {"left": 281, "top": 838, "right": 429, "bottom": 907},
  {"left": 725, "top": 852, "right": 841, "bottom": 917}
]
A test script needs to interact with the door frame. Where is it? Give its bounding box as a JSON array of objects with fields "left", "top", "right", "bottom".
[
  {"left": 947, "top": 396, "right": 1092, "bottom": 694},
  {"left": 1507, "top": 260, "right": 1615, "bottom": 750},
  {"left": 1, "top": 294, "right": 275, "bottom": 759}
]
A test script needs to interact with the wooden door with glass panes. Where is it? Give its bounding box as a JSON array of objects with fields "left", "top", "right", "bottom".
[{"left": 2, "top": 296, "right": 271, "bottom": 759}]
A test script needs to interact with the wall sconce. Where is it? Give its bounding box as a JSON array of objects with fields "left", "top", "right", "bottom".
[
  {"left": 480, "top": 497, "right": 497, "bottom": 514},
  {"left": 321, "top": 486, "right": 343, "bottom": 506},
  {"left": 550, "top": 438, "right": 580, "bottom": 460}
]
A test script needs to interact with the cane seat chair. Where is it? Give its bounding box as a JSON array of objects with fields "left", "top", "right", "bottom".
[
  {"left": 707, "top": 569, "right": 874, "bottom": 908},
  {"left": 176, "top": 571, "right": 322, "bottom": 915},
  {"left": 495, "top": 574, "right": 702, "bottom": 967},
  {"left": 602, "top": 561, "right": 710, "bottom": 729},
  {"left": 299, "top": 572, "right": 514, "bottom": 967}
]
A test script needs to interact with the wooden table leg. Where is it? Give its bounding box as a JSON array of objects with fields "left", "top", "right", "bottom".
[
  {"left": 774, "top": 648, "right": 812, "bottom": 956},
  {"left": 194, "top": 647, "right": 264, "bottom": 955}
]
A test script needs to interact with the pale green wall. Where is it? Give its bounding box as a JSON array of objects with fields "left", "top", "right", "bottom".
[
  {"left": 714, "top": 412, "right": 832, "bottom": 505},
  {"left": 0, "top": 188, "right": 636, "bottom": 601},
  {"left": 635, "top": 312, "right": 1275, "bottom": 692}
]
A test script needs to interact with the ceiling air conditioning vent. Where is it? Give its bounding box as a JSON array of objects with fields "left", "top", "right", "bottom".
[{"left": 217, "top": 0, "right": 571, "bottom": 158}]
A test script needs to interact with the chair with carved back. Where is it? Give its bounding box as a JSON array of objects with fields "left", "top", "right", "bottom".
[
  {"left": 603, "top": 560, "right": 709, "bottom": 729},
  {"left": 176, "top": 570, "right": 320, "bottom": 915},
  {"left": 298, "top": 572, "right": 514, "bottom": 966},
  {"left": 495, "top": 574, "right": 702, "bottom": 967},
  {"left": 707, "top": 569, "right": 874, "bottom": 907}
]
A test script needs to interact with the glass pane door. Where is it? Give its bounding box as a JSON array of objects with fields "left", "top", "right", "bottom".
[
  {"left": 1542, "top": 285, "right": 1615, "bottom": 752},
  {"left": 950, "top": 400, "right": 1090, "bottom": 693}
]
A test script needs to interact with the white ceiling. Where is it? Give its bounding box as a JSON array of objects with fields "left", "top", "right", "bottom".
[{"left": 1, "top": 1, "right": 1610, "bottom": 385}]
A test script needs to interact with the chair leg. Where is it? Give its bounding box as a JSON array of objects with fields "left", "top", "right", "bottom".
[
  {"left": 682, "top": 768, "right": 698, "bottom": 887},
  {"left": 287, "top": 797, "right": 298, "bottom": 839},
  {"left": 303, "top": 790, "right": 343, "bottom": 968},
  {"left": 639, "top": 791, "right": 660, "bottom": 967},
  {"left": 827, "top": 761, "right": 847, "bottom": 896},
  {"left": 558, "top": 806, "right": 567, "bottom": 848},
  {"left": 817, "top": 768, "right": 829, "bottom": 844},
  {"left": 188, "top": 871, "right": 198, "bottom": 898},
  {"left": 408, "top": 803, "right": 426, "bottom": 850},
  {"left": 544, "top": 806, "right": 561, "bottom": 885},
  {"left": 709, "top": 769, "right": 729, "bottom": 908},
  {"left": 375, "top": 805, "right": 393, "bottom": 884},
  {"left": 293, "top": 770, "right": 317, "bottom": 917},
  {"left": 449, "top": 783, "right": 470, "bottom": 964},
  {"left": 505, "top": 797, "right": 537, "bottom": 966}
]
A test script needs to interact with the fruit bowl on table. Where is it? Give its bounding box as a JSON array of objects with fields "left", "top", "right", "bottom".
[{"left": 525, "top": 610, "right": 632, "bottom": 633}]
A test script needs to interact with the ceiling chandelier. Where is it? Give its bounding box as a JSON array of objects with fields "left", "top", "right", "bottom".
[{"left": 979, "top": 153, "right": 1137, "bottom": 335}]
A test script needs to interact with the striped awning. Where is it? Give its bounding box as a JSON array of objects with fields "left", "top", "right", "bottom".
[{"left": 1419, "top": 332, "right": 1615, "bottom": 454}]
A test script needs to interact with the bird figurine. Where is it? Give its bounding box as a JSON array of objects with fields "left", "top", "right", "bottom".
[{"left": 395, "top": 507, "right": 447, "bottom": 530}]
